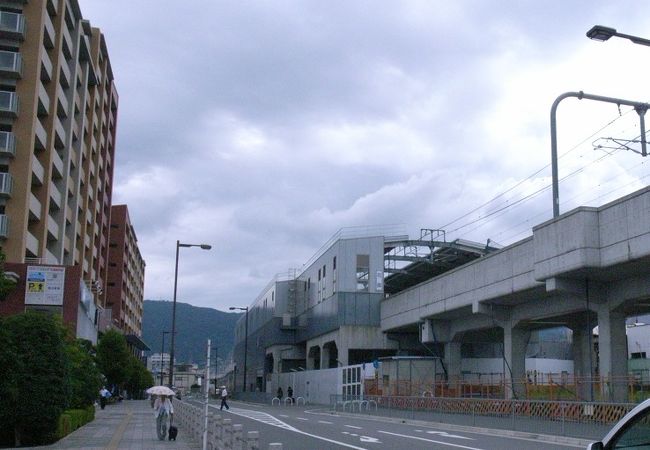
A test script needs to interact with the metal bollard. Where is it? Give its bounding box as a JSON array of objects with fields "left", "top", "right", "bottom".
[
  {"left": 213, "top": 414, "right": 223, "bottom": 445},
  {"left": 246, "top": 431, "right": 259, "bottom": 450},
  {"left": 233, "top": 424, "right": 243, "bottom": 450},
  {"left": 222, "top": 418, "right": 233, "bottom": 449}
]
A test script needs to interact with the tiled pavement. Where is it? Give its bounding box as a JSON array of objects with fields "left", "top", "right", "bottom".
[{"left": 30, "top": 400, "right": 201, "bottom": 450}]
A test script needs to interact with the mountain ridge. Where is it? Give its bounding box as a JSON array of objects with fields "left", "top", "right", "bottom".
[{"left": 142, "top": 300, "right": 241, "bottom": 365}]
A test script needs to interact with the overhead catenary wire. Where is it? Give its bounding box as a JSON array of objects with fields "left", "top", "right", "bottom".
[{"left": 439, "top": 109, "right": 633, "bottom": 232}]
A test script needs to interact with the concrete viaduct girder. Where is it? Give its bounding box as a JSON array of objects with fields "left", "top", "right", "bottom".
[{"left": 381, "top": 186, "right": 650, "bottom": 401}]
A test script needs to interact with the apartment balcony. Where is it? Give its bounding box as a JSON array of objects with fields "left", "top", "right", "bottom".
[
  {"left": 0, "top": 214, "right": 8, "bottom": 239},
  {"left": 62, "top": 24, "right": 73, "bottom": 60},
  {"left": 40, "top": 49, "right": 52, "bottom": 82},
  {"left": 43, "top": 12, "right": 55, "bottom": 49},
  {"left": 46, "top": 215, "right": 59, "bottom": 241},
  {"left": 0, "top": 50, "right": 22, "bottom": 78},
  {"left": 0, "top": 131, "right": 16, "bottom": 157},
  {"left": 26, "top": 231, "right": 39, "bottom": 256},
  {"left": 64, "top": 235, "right": 70, "bottom": 252},
  {"left": 34, "top": 119, "right": 47, "bottom": 150},
  {"left": 37, "top": 83, "right": 49, "bottom": 117},
  {"left": 49, "top": 182, "right": 62, "bottom": 210},
  {"left": 65, "top": 204, "right": 72, "bottom": 224},
  {"left": 44, "top": 248, "right": 58, "bottom": 264},
  {"left": 56, "top": 86, "right": 69, "bottom": 119},
  {"left": 31, "top": 157, "right": 44, "bottom": 186},
  {"left": 54, "top": 117, "right": 66, "bottom": 149},
  {"left": 0, "top": 11, "right": 25, "bottom": 40},
  {"left": 59, "top": 60, "right": 71, "bottom": 89},
  {"left": 46, "top": 0, "right": 58, "bottom": 15},
  {"left": 29, "top": 193, "right": 41, "bottom": 221},
  {"left": 0, "top": 91, "right": 18, "bottom": 118},
  {"left": 51, "top": 150, "right": 64, "bottom": 179},
  {"left": 0, "top": 173, "right": 13, "bottom": 197}
]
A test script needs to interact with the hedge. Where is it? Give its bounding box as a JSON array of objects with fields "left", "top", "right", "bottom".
[{"left": 56, "top": 405, "right": 95, "bottom": 440}]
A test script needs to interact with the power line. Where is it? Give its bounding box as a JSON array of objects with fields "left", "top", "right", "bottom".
[{"left": 440, "top": 109, "right": 634, "bottom": 232}]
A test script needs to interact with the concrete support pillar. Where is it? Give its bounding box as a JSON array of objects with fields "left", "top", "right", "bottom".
[
  {"left": 571, "top": 326, "right": 595, "bottom": 401},
  {"left": 321, "top": 344, "right": 331, "bottom": 369},
  {"left": 597, "top": 308, "right": 628, "bottom": 402},
  {"left": 503, "top": 325, "right": 529, "bottom": 399},
  {"left": 444, "top": 342, "right": 462, "bottom": 382}
]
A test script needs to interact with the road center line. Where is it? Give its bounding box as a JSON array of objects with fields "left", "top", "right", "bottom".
[
  {"left": 378, "top": 431, "right": 484, "bottom": 450},
  {"left": 297, "top": 417, "right": 309, "bottom": 421},
  {"left": 345, "top": 425, "right": 363, "bottom": 429},
  {"left": 318, "top": 420, "right": 333, "bottom": 424}
]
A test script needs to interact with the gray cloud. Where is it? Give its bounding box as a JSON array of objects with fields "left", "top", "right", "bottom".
[{"left": 81, "top": 0, "right": 650, "bottom": 309}]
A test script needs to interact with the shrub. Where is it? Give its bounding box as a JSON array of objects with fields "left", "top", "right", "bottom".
[{"left": 56, "top": 405, "right": 95, "bottom": 440}]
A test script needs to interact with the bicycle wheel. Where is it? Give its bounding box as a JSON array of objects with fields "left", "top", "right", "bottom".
[{"left": 156, "top": 411, "right": 168, "bottom": 440}]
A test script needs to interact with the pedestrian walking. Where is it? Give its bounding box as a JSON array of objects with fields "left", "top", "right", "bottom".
[
  {"left": 220, "top": 386, "right": 230, "bottom": 410},
  {"left": 287, "top": 386, "right": 293, "bottom": 404},
  {"left": 277, "top": 387, "right": 283, "bottom": 400},
  {"left": 99, "top": 386, "right": 111, "bottom": 410}
]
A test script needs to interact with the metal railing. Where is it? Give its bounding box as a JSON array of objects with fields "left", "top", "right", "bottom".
[
  {"left": 330, "top": 394, "right": 635, "bottom": 440},
  {"left": 365, "top": 375, "right": 650, "bottom": 403}
]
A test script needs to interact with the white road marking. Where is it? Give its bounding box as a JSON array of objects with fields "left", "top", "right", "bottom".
[
  {"left": 211, "top": 405, "right": 368, "bottom": 450},
  {"left": 345, "top": 425, "right": 363, "bottom": 429},
  {"left": 279, "top": 414, "right": 289, "bottom": 417},
  {"left": 343, "top": 432, "right": 382, "bottom": 444},
  {"left": 378, "top": 430, "right": 484, "bottom": 450},
  {"left": 318, "top": 420, "right": 333, "bottom": 424},
  {"left": 296, "top": 417, "right": 309, "bottom": 421},
  {"left": 426, "top": 431, "right": 473, "bottom": 440}
]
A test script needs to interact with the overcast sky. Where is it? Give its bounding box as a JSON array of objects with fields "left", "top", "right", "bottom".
[{"left": 80, "top": 1, "right": 650, "bottom": 311}]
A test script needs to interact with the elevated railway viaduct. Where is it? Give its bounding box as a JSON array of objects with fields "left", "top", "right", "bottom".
[{"left": 382, "top": 186, "right": 650, "bottom": 401}]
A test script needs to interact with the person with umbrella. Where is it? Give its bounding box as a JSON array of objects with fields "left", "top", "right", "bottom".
[{"left": 147, "top": 386, "right": 175, "bottom": 440}]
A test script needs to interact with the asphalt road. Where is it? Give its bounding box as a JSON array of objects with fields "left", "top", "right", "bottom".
[{"left": 200, "top": 400, "right": 587, "bottom": 450}]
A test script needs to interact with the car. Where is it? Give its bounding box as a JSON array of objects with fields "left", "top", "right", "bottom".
[{"left": 587, "top": 398, "right": 650, "bottom": 449}]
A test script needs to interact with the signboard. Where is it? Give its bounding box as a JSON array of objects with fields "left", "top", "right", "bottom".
[
  {"left": 376, "top": 270, "right": 384, "bottom": 292},
  {"left": 25, "top": 266, "right": 65, "bottom": 306}
]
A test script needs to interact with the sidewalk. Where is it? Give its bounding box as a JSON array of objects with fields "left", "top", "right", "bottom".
[{"left": 32, "top": 399, "right": 201, "bottom": 450}]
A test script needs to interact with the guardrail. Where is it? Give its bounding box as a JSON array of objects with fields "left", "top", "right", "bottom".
[
  {"left": 175, "top": 399, "right": 273, "bottom": 449},
  {"left": 329, "top": 394, "right": 636, "bottom": 440}
]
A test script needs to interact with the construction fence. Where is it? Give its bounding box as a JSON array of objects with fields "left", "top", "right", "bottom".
[{"left": 365, "top": 374, "right": 650, "bottom": 403}]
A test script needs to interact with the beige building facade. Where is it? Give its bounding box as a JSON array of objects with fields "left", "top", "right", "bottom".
[{"left": 0, "top": 0, "right": 117, "bottom": 305}]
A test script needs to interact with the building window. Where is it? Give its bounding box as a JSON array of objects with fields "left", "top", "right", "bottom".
[
  {"left": 356, "top": 255, "right": 369, "bottom": 291},
  {"left": 632, "top": 352, "right": 647, "bottom": 359},
  {"left": 333, "top": 256, "right": 336, "bottom": 271},
  {"left": 322, "top": 264, "right": 326, "bottom": 278},
  {"left": 318, "top": 269, "right": 321, "bottom": 281}
]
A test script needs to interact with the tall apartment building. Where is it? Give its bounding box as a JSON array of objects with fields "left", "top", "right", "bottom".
[
  {"left": 0, "top": 0, "right": 117, "bottom": 302},
  {"left": 106, "top": 204, "right": 145, "bottom": 336}
]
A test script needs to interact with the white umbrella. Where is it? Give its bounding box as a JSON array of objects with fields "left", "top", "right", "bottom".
[{"left": 146, "top": 385, "right": 175, "bottom": 396}]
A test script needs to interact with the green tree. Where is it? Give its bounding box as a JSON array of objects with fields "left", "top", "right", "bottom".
[
  {"left": 0, "top": 312, "right": 69, "bottom": 446},
  {"left": 125, "top": 354, "right": 154, "bottom": 399},
  {"left": 0, "top": 316, "right": 18, "bottom": 446},
  {"left": 66, "top": 338, "right": 102, "bottom": 408},
  {"left": 96, "top": 329, "right": 130, "bottom": 390}
]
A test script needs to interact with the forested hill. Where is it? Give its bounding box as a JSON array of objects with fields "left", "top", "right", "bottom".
[{"left": 142, "top": 300, "right": 241, "bottom": 365}]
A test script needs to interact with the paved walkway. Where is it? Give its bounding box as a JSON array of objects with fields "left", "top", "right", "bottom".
[{"left": 31, "top": 400, "right": 201, "bottom": 450}]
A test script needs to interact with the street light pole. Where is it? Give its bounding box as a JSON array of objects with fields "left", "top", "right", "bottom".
[
  {"left": 169, "top": 240, "right": 212, "bottom": 388},
  {"left": 160, "top": 331, "right": 170, "bottom": 385},
  {"left": 586, "top": 25, "right": 650, "bottom": 47},
  {"left": 550, "top": 91, "right": 649, "bottom": 217},
  {"left": 229, "top": 306, "right": 249, "bottom": 392}
]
